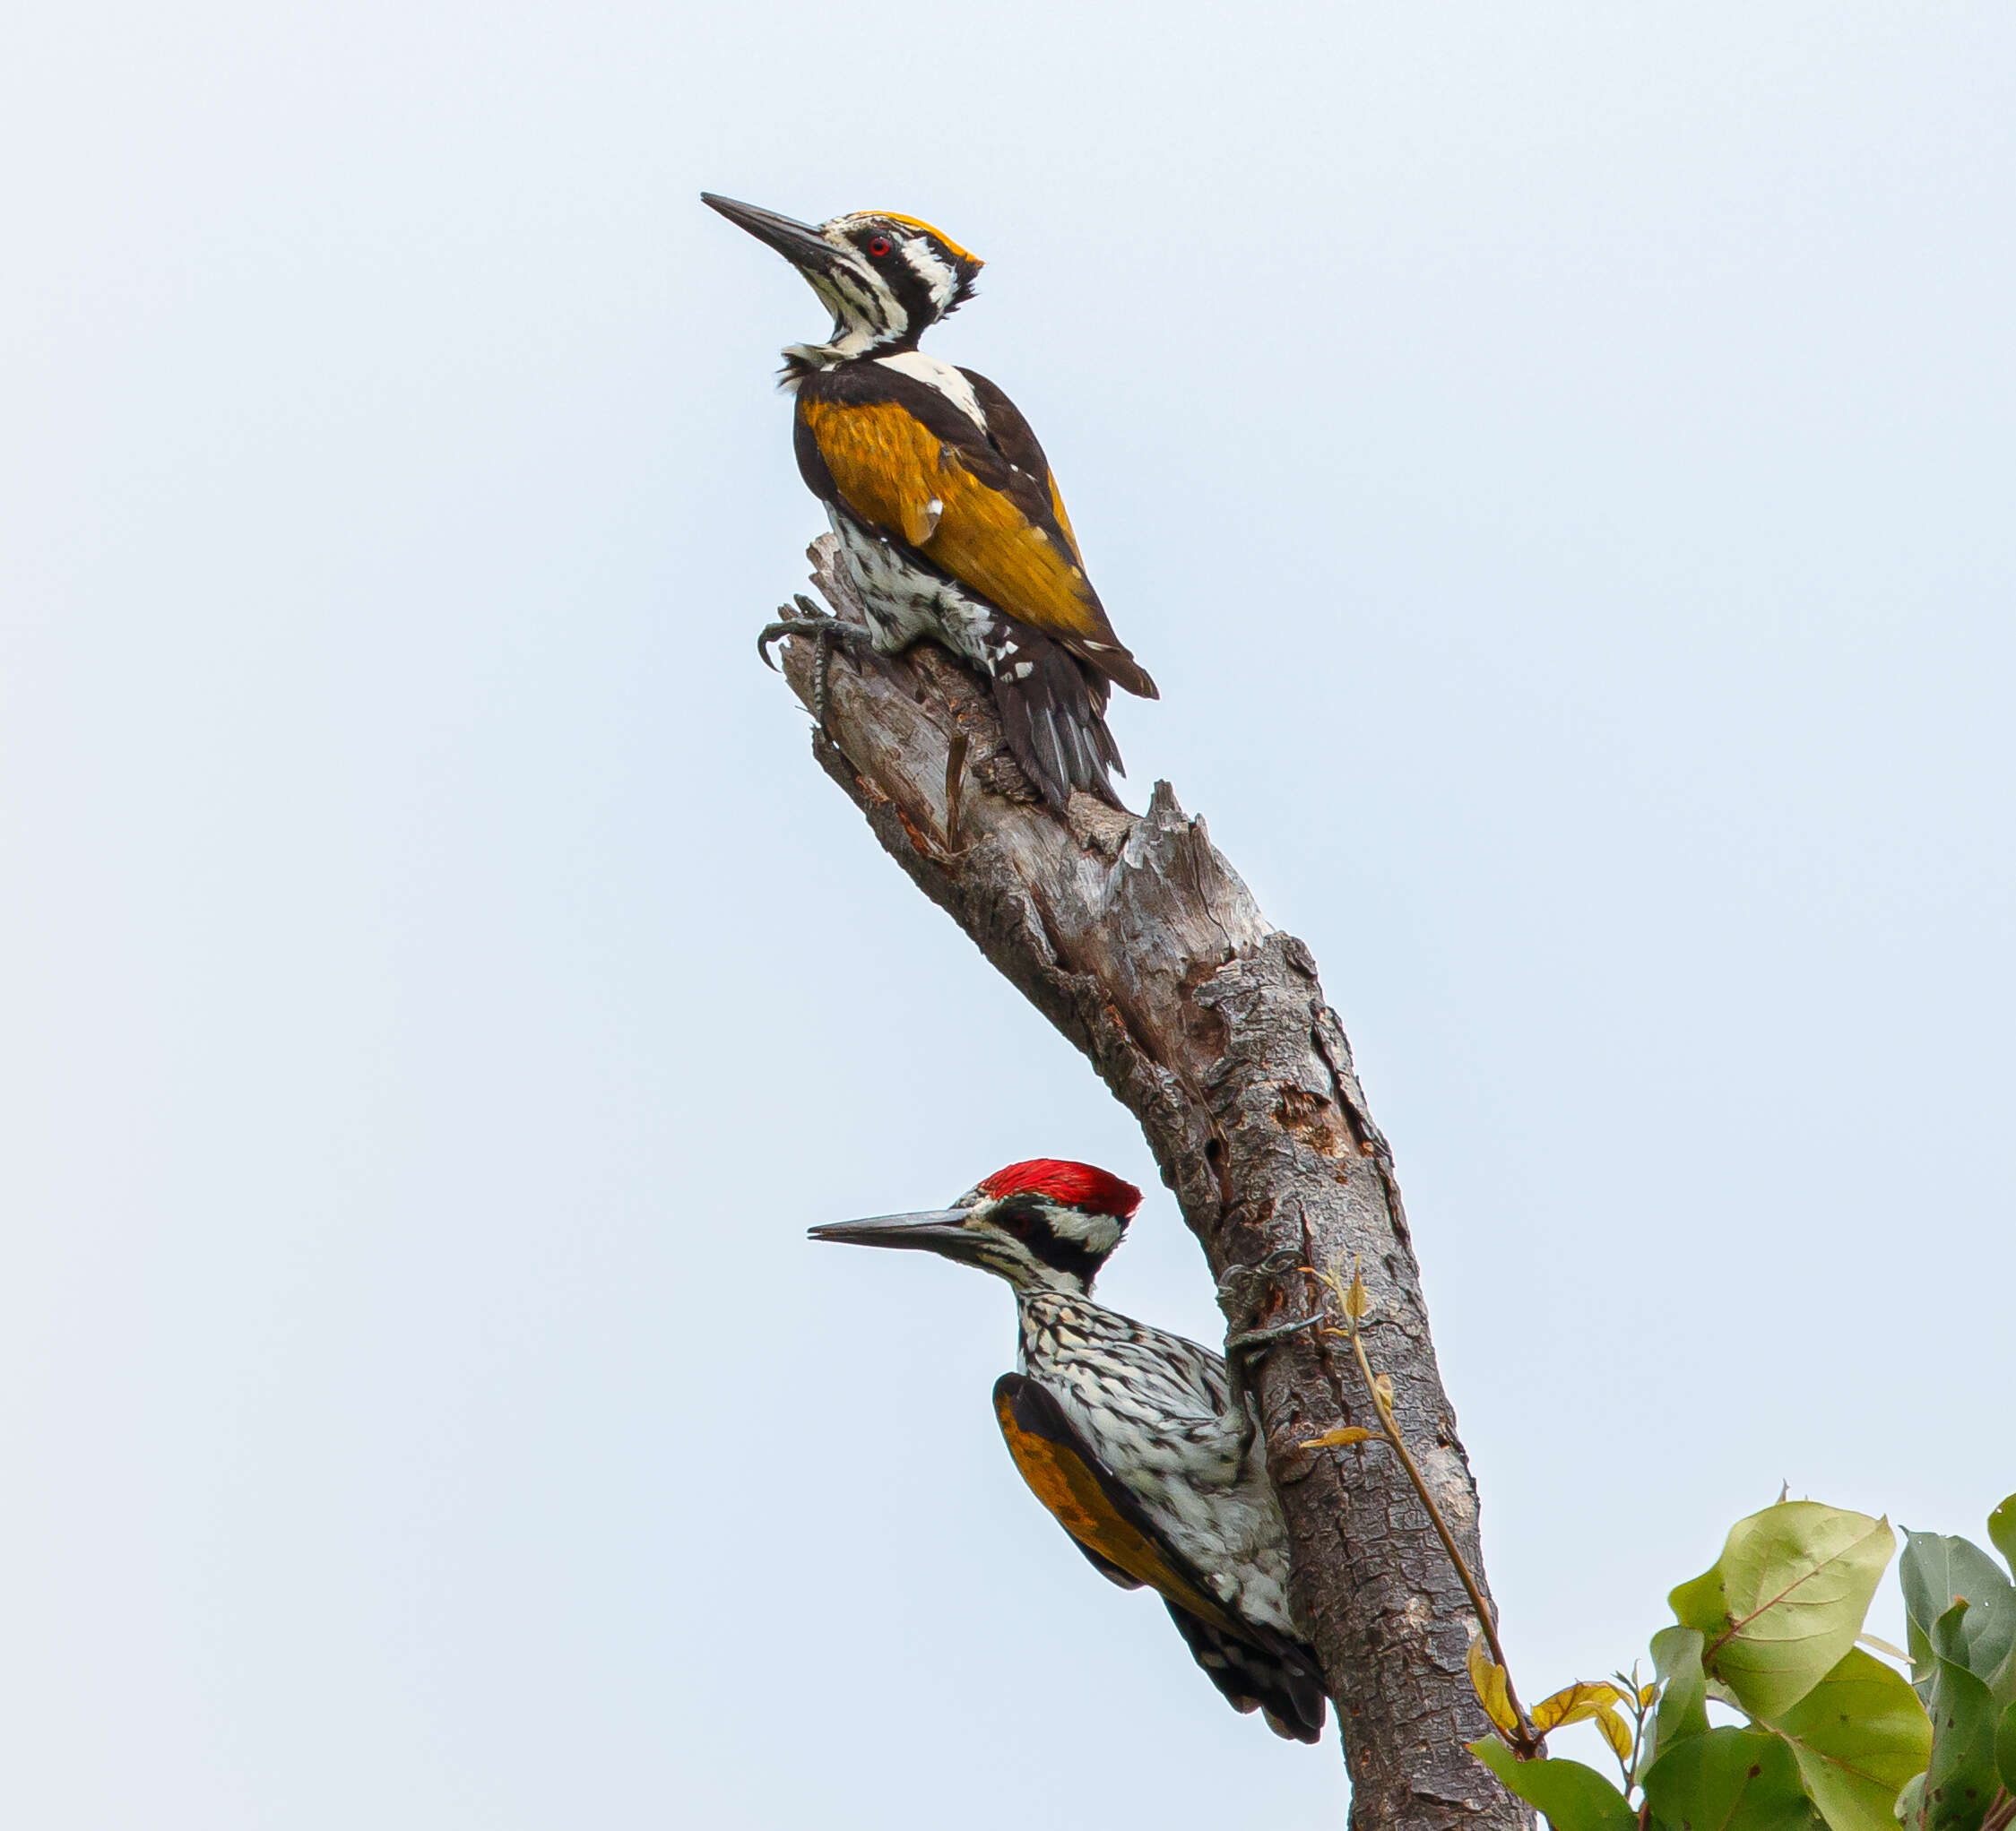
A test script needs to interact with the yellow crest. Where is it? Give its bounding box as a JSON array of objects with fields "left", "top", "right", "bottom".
[{"left": 873, "top": 212, "right": 983, "bottom": 268}]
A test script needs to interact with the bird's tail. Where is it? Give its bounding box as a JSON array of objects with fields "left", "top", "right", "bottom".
[
  {"left": 990, "top": 628, "right": 1126, "bottom": 810},
  {"left": 1163, "top": 1602, "right": 1328, "bottom": 1745}
]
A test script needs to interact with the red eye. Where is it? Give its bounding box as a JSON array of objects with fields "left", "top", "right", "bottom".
[{"left": 867, "top": 235, "right": 891, "bottom": 258}]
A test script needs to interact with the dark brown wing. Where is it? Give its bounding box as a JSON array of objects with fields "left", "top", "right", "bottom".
[{"left": 957, "top": 368, "right": 1086, "bottom": 563}]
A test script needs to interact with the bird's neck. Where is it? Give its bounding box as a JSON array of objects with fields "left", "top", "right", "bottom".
[
  {"left": 782, "top": 324, "right": 924, "bottom": 374},
  {"left": 1016, "top": 1284, "right": 1090, "bottom": 1370},
  {"left": 1011, "top": 1268, "right": 1096, "bottom": 1305}
]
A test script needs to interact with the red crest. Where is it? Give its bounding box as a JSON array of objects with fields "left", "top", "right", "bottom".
[{"left": 979, "top": 1159, "right": 1142, "bottom": 1219}]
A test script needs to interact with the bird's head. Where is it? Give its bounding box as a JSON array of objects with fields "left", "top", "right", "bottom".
[
  {"left": 809, "top": 1159, "right": 1143, "bottom": 1296},
  {"left": 703, "top": 192, "right": 983, "bottom": 368}
]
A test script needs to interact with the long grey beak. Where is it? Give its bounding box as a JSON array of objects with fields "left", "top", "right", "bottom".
[
  {"left": 809, "top": 1208, "right": 979, "bottom": 1258},
  {"left": 701, "top": 193, "right": 837, "bottom": 275}
]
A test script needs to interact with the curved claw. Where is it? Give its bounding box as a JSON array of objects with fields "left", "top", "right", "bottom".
[
  {"left": 1217, "top": 1257, "right": 1323, "bottom": 1478},
  {"left": 1225, "top": 1312, "right": 1326, "bottom": 1361},
  {"left": 755, "top": 613, "right": 878, "bottom": 730},
  {"left": 1216, "top": 1248, "right": 1302, "bottom": 1311},
  {"left": 757, "top": 614, "right": 828, "bottom": 674}
]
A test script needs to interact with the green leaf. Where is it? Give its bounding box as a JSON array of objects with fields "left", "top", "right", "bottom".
[
  {"left": 1892, "top": 1772, "right": 1924, "bottom": 1826},
  {"left": 1643, "top": 1725, "right": 1821, "bottom": 1830},
  {"left": 1908, "top": 1616, "right": 1936, "bottom": 1703},
  {"left": 1987, "top": 1498, "right": 2016, "bottom": 1583},
  {"left": 1650, "top": 1624, "right": 1714, "bottom": 1773},
  {"left": 1997, "top": 1697, "right": 2016, "bottom": 1796},
  {"left": 1468, "top": 1738, "right": 1637, "bottom": 1831},
  {"left": 1899, "top": 1532, "right": 2016, "bottom": 1695},
  {"left": 1672, "top": 1503, "right": 1896, "bottom": 1720},
  {"left": 1768, "top": 1647, "right": 1932, "bottom": 1831},
  {"left": 1923, "top": 1603, "right": 2000, "bottom": 1831}
]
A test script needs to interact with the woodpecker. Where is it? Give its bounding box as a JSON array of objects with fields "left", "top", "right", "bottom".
[
  {"left": 704, "top": 193, "right": 1157, "bottom": 810},
  {"left": 810, "top": 1158, "right": 1328, "bottom": 1742}
]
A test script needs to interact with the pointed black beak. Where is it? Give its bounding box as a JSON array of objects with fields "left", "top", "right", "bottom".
[
  {"left": 702, "top": 193, "right": 838, "bottom": 277},
  {"left": 809, "top": 1208, "right": 982, "bottom": 1262}
]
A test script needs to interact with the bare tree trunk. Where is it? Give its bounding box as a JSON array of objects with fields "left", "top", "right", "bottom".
[{"left": 773, "top": 539, "right": 1526, "bottom": 1830}]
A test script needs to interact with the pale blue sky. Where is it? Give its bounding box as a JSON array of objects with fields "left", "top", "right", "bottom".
[{"left": 4, "top": 4, "right": 2012, "bottom": 1826}]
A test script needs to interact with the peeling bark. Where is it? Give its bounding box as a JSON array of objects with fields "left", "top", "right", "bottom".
[{"left": 774, "top": 538, "right": 1526, "bottom": 1829}]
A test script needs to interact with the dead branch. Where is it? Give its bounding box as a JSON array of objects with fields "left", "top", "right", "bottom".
[{"left": 773, "top": 536, "right": 1525, "bottom": 1829}]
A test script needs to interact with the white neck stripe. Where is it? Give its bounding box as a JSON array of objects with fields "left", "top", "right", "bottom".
[{"left": 874, "top": 350, "right": 986, "bottom": 430}]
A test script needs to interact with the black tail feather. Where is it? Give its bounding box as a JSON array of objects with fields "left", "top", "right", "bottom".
[
  {"left": 1163, "top": 1602, "right": 1328, "bottom": 1745},
  {"left": 990, "top": 628, "right": 1125, "bottom": 810}
]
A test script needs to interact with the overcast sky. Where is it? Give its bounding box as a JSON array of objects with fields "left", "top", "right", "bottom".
[{"left": 4, "top": 4, "right": 2013, "bottom": 1826}]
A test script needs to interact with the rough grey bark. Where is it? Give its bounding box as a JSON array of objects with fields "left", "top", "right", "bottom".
[{"left": 772, "top": 537, "right": 1526, "bottom": 1830}]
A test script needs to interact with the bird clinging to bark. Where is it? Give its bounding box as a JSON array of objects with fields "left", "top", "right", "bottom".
[
  {"left": 810, "top": 1158, "right": 1328, "bottom": 1742},
  {"left": 703, "top": 193, "right": 1157, "bottom": 810}
]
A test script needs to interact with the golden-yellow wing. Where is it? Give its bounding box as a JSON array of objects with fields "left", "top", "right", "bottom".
[
  {"left": 925, "top": 453, "right": 1107, "bottom": 646},
  {"left": 799, "top": 394, "right": 1154, "bottom": 697},
  {"left": 1045, "top": 475, "right": 1081, "bottom": 560},
  {"left": 991, "top": 1373, "right": 1242, "bottom": 1636},
  {"left": 797, "top": 398, "right": 945, "bottom": 548},
  {"left": 959, "top": 365, "right": 1083, "bottom": 565}
]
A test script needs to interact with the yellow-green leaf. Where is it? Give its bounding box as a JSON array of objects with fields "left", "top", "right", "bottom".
[
  {"left": 1986, "top": 1497, "right": 2016, "bottom": 1583},
  {"left": 1670, "top": 1502, "right": 1895, "bottom": 1720},
  {"left": 1595, "top": 1707, "right": 1633, "bottom": 1766},
  {"left": 1345, "top": 1262, "right": 1369, "bottom": 1320},
  {"left": 1469, "top": 1635, "right": 1519, "bottom": 1739},
  {"left": 1769, "top": 1647, "right": 1931, "bottom": 1831},
  {"left": 1650, "top": 1625, "right": 1712, "bottom": 1760},
  {"left": 1533, "top": 1682, "right": 1626, "bottom": 1732},
  {"left": 1301, "top": 1425, "right": 1378, "bottom": 1449}
]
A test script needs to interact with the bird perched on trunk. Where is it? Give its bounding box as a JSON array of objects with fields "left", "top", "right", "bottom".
[
  {"left": 810, "top": 1158, "right": 1328, "bottom": 1742},
  {"left": 704, "top": 193, "right": 1157, "bottom": 809}
]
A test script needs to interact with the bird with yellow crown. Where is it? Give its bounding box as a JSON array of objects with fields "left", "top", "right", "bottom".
[{"left": 705, "top": 194, "right": 1157, "bottom": 810}]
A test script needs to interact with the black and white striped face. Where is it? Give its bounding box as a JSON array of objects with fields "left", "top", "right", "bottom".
[
  {"left": 703, "top": 194, "right": 982, "bottom": 365},
  {"left": 808, "top": 211, "right": 982, "bottom": 356},
  {"left": 809, "top": 1159, "right": 1143, "bottom": 1296},
  {"left": 947, "top": 1184, "right": 1130, "bottom": 1293}
]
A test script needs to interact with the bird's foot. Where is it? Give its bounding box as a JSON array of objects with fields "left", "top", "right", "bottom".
[
  {"left": 757, "top": 595, "right": 879, "bottom": 730},
  {"left": 1216, "top": 1250, "right": 1323, "bottom": 1473},
  {"left": 1224, "top": 1312, "right": 1327, "bottom": 1363},
  {"left": 1215, "top": 1248, "right": 1304, "bottom": 1336}
]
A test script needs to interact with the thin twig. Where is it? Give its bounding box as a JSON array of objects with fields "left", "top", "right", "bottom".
[
  {"left": 1322, "top": 1258, "right": 1537, "bottom": 1750},
  {"left": 1611, "top": 1665, "right": 1647, "bottom": 1792},
  {"left": 1345, "top": 1326, "right": 1535, "bottom": 1740}
]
